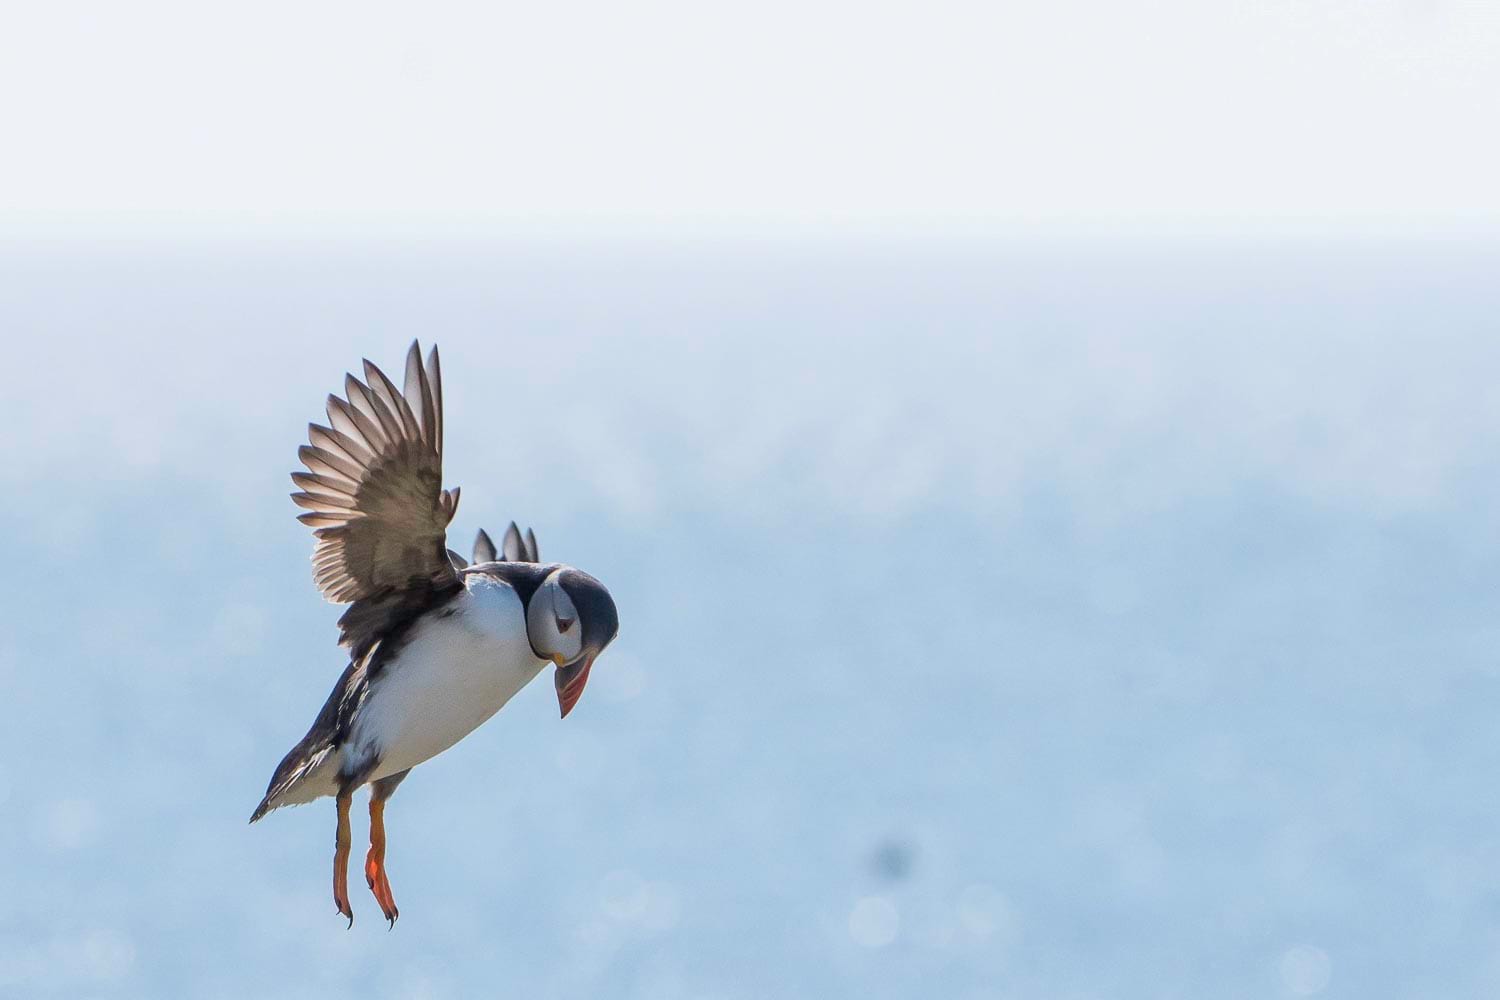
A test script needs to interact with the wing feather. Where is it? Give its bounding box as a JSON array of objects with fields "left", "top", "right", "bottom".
[
  {"left": 502, "top": 522, "right": 525, "bottom": 562},
  {"left": 308, "top": 423, "right": 376, "bottom": 469},
  {"left": 342, "top": 373, "right": 403, "bottom": 445},
  {"left": 363, "top": 359, "right": 421, "bottom": 441},
  {"left": 291, "top": 471, "right": 357, "bottom": 500},
  {"left": 469, "top": 523, "right": 540, "bottom": 562},
  {"left": 473, "top": 528, "right": 498, "bottom": 564},
  {"left": 404, "top": 342, "right": 439, "bottom": 449},
  {"left": 298, "top": 445, "right": 363, "bottom": 485},
  {"left": 297, "top": 512, "right": 350, "bottom": 528},
  {"left": 426, "top": 345, "right": 444, "bottom": 457},
  {"left": 326, "top": 394, "right": 389, "bottom": 453},
  {"left": 290, "top": 490, "right": 360, "bottom": 512}
]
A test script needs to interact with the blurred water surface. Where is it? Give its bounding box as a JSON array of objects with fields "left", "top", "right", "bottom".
[{"left": 1, "top": 239, "right": 1498, "bottom": 999}]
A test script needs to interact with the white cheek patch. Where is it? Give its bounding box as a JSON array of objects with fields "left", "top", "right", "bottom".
[{"left": 526, "top": 574, "right": 583, "bottom": 662}]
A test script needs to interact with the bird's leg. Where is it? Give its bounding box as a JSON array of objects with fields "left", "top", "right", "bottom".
[
  {"left": 365, "top": 789, "right": 399, "bottom": 926},
  {"left": 333, "top": 789, "right": 354, "bottom": 926}
]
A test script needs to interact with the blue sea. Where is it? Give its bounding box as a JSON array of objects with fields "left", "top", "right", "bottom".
[{"left": 2, "top": 238, "right": 1498, "bottom": 998}]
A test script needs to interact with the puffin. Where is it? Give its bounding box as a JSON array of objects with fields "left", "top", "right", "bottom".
[{"left": 250, "top": 341, "right": 619, "bottom": 927}]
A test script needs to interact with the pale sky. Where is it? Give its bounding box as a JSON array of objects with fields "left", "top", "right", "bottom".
[
  {"left": 4, "top": 242, "right": 1500, "bottom": 998},
  {"left": 3, "top": 0, "right": 1499, "bottom": 235}
]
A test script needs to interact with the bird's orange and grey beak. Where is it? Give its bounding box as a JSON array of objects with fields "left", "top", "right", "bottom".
[{"left": 555, "top": 654, "right": 594, "bottom": 719}]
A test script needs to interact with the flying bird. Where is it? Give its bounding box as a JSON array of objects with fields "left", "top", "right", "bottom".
[{"left": 250, "top": 342, "right": 619, "bottom": 927}]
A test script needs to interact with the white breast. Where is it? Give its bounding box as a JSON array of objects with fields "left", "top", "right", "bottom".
[{"left": 349, "top": 575, "right": 548, "bottom": 781}]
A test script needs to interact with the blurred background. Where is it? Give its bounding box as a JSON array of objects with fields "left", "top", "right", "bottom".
[{"left": 4, "top": 3, "right": 1500, "bottom": 998}]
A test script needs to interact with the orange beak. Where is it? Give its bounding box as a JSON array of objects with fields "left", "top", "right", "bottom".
[{"left": 555, "top": 654, "right": 594, "bottom": 719}]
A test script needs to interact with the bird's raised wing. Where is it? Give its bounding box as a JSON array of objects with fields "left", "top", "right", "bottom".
[{"left": 290, "top": 341, "right": 461, "bottom": 656}]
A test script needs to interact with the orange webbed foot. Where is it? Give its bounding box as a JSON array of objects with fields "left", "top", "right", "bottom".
[
  {"left": 365, "top": 849, "right": 399, "bottom": 927},
  {"left": 366, "top": 794, "right": 399, "bottom": 927}
]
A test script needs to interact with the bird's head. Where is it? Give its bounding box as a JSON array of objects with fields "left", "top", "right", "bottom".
[{"left": 525, "top": 566, "right": 619, "bottom": 718}]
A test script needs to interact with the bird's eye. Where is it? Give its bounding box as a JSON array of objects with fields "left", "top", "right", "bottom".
[{"left": 556, "top": 615, "right": 574, "bottom": 634}]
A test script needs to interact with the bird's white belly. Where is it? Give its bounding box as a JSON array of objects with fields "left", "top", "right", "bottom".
[{"left": 348, "top": 578, "right": 547, "bottom": 781}]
